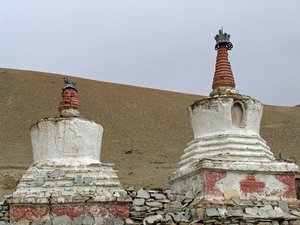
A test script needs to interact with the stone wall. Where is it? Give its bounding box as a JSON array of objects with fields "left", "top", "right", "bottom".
[{"left": 1, "top": 187, "right": 300, "bottom": 224}]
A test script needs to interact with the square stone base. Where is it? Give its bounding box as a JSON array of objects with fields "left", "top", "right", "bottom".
[{"left": 167, "top": 159, "right": 299, "bottom": 200}]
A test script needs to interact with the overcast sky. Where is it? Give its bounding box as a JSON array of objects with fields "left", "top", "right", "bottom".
[{"left": 1, "top": 1, "right": 299, "bottom": 106}]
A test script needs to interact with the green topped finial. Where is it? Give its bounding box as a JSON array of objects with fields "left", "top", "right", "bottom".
[
  {"left": 214, "top": 27, "right": 233, "bottom": 50},
  {"left": 62, "top": 77, "right": 77, "bottom": 92}
]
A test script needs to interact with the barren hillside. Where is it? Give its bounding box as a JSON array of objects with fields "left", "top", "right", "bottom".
[{"left": 1, "top": 68, "right": 300, "bottom": 201}]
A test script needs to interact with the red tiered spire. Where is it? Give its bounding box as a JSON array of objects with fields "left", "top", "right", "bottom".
[
  {"left": 58, "top": 78, "right": 81, "bottom": 117},
  {"left": 212, "top": 29, "right": 235, "bottom": 90}
]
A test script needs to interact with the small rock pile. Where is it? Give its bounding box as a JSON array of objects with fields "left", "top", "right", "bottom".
[
  {"left": 190, "top": 197, "right": 300, "bottom": 225},
  {"left": 127, "top": 188, "right": 194, "bottom": 224},
  {"left": 0, "top": 199, "right": 9, "bottom": 223}
]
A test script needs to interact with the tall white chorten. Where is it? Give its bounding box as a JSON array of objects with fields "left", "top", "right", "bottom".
[
  {"left": 8, "top": 79, "right": 131, "bottom": 223},
  {"left": 167, "top": 29, "right": 299, "bottom": 201}
]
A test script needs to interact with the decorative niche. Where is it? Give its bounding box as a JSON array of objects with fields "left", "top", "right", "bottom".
[{"left": 231, "top": 100, "right": 245, "bottom": 127}]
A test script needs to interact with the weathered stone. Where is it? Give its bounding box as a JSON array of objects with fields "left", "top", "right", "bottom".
[
  {"left": 125, "top": 218, "right": 134, "bottom": 224},
  {"left": 136, "top": 189, "right": 150, "bottom": 199},
  {"left": 164, "top": 201, "right": 181, "bottom": 209},
  {"left": 218, "top": 208, "right": 227, "bottom": 216},
  {"left": 104, "top": 218, "right": 113, "bottom": 225},
  {"left": 290, "top": 220, "right": 300, "bottom": 225},
  {"left": 48, "top": 169, "right": 65, "bottom": 178},
  {"left": 223, "top": 189, "right": 239, "bottom": 200},
  {"left": 130, "top": 206, "right": 150, "bottom": 211},
  {"left": 291, "top": 211, "right": 300, "bottom": 217},
  {"left": 144, "top": 214, "right": 165, "bottom": 224},
  {"left": 157, "top": 199, "right": 170, "bottom": 203},
  {"left": 164, "top": 207, "right": 182, "bottom": 214},
  {"left": 31, "top": 221, "right": 44, "bottom": 225},
  {"left": 274, "top": 206, "right": 284, "bottom": 214},
  {"left": 151, "top": 194, "right": 166, "bottom": 200},
  {"left": 2, "top": 205, "right": 8, "bottom": 211},
  {"left": 206, "top": 208, "right": 220, "bottom": 217},
  {"left": 133, "top": 198, "right": 145, "bottom": 206},
  {"left": 227, "top": 209, "right": 240, "bottom": 217},
  {"left": 74, "top": 175, "right": 84, "bottom": 184},
  {"left": 272, "top": 221, "right": 279, "bottom": 225},
  {"left": 83, "top": 217, "right": 94, "bottom": 225},
  {"left": 280, "top": 221, "right": 288, "bottom": 225},
  {"left": 261, "top": 204, "right": 273, "bottom": 211},
  {"left": 268, "top": 209, "right": 283, "bottom": 218},
  {"left": 146, "top": 201, "right": 163, "bottom": 208},
  {"left": 231, "top": 196, "right": 241, "bottom": 205},
  {"left": 53, "top": 215, "right": 72, "bottom": 225},
  {"left": 150, "top": 207, "right": 159, "bottom": 211},
  {"left": 165, "top": 213, "right": 174, "bottom": 223},
  {"left": 129, "top": 211, "right": 146, "bottom": 217},
  {"left": 15, "top": 220, "right": 30, "bottom": 225},
  {"left": 250, "top": 195, "right": 257, "bottom": 201},
  {"left": 185, "top": 191, "right": 194, "bottom": 199},
  {"left": 84, "top": 177, "right": 94, "bottom": 184},
  {"left": 130, "top": 191, "right": 137, "bottom": 197},
  {"left": 0, "top": 222, "right": 7, "bottom": 225},
  {"left": 1, "top": 217, "right": 9, "bottom": 221},
  {"left": 127, "top": 186, "right": 135, "bottom": 191},
  {"left": 258, "top": 209, "right": 270, "bottom": 218},
  {"left": 278, "top": 201, "right": 289, "bottom": 213},
  {"left": 94, "top": 217, "right": 104, "bottom": 225},
  {"left": 112, "top": 218, "right": 124, "bottom": 225},
  {"left": 45, "top": 220, "right": 53, "bottom": 225},
  {"left": 72, "top": 218, "right": 83, "bottom": 225},
  {"left": 235, "top": 209, "right": 243, "bottom": 215},
  {"left": 167, "top": 194, "right": 177, "bottom": 201}
]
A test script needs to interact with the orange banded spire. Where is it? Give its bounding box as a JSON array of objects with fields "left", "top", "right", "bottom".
[{"left": 212, "top": 29, "right": 235, "bottom": 90}]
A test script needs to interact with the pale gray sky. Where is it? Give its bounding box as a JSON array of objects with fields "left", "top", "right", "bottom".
[{"left": 1, "top": 1, "right": 299, "bottom": 106}]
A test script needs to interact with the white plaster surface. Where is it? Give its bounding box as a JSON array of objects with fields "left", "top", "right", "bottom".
[
  {"left": 178, "top": 96, "right": 274, "bottom": 168},
  {"left": 31, "top": 118, "right": 103, "bottom": 163},
  {"left": 189, "top": 97, "right": 263, "bottom": 138}
]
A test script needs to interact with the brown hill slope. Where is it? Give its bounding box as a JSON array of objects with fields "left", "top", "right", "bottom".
[{"left": 1, "top": 68, "right": 300, "bottom": 200}]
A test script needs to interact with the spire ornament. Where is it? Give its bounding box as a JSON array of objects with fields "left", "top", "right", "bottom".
[{"left": 214, "top": 28, "right": 233, "bottom": 50}]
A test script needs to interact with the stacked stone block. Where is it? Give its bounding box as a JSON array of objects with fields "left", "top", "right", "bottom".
[
  {"left": 127, "top": 188, "right": 194, "bottom": 224},
  {"left": 0, "top": 200, "right": 9, "bottom": 223}
]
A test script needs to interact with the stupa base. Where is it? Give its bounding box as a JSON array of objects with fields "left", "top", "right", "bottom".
[
  {"left": 167, "top": 159, "right": 299, "bottom": 201},
  {"left": 7, "top": 160, "right": 131, "bottom": 222}
]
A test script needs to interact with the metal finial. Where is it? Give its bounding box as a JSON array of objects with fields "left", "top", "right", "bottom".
[
  {"left": 214, "top": 28, "right": 233, "bottom": 50},
  {"left": 62, "top": 77, "right": 77, "bottom": 92}
]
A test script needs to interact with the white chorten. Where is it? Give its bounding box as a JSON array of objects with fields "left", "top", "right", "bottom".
[
  {"left": 167, "top": 29, "right": 299, "bottom": 201},
  {"left": 8, "top": 78, "right": 131, "bottom": 223}
]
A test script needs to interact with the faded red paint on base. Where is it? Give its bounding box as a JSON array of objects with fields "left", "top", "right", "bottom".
[
  {"left": 52, "top": 203, "right": 129, "bottom": 220},
  {"left": 275, "top": 174, "right": 295, "bottom": 198},
  {"left": 205, "top": 171, "right": 227, "bottom": 197},
  {"left": 10, "top": 205, "right": 49, "bottom": 222},
  {"left": 240, "top": 174, "right": 265, "bottom": 194},
  {"left": 10, "top": 203, "right": 129, "bottom": 222}
]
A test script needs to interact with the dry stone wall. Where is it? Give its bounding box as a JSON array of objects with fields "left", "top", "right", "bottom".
[{"left": 1, "top": 188, "right": 300, "bottom": 224}]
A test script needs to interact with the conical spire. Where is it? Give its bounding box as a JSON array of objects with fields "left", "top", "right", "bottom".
[{"left": 212, "top": 29, "right": 235, "bottom": 90}]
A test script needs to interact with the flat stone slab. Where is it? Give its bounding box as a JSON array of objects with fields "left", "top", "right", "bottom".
[{"left": 206, "top": 208, "right": 220, "bottom": 217}]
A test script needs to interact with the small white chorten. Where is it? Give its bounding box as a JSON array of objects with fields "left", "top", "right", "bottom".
[{"left": 8, "top": 78, "right": 131, "bottom": 223}]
